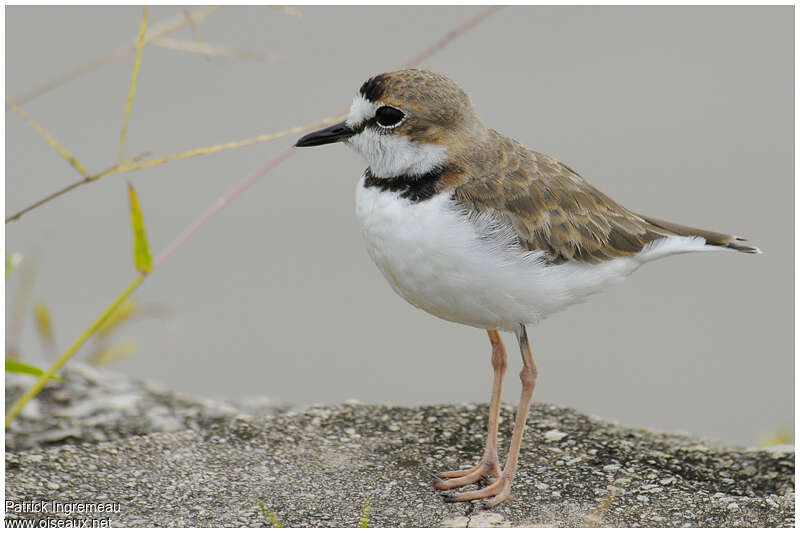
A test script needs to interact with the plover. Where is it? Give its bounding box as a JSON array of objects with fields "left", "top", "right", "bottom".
[{"left": 295, "top": 69, "right": 760, "bottom": 507}]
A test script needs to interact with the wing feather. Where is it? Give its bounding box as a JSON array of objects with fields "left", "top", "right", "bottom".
[{"left": 451, "top": 132, "right": 670, "bottom": 264}]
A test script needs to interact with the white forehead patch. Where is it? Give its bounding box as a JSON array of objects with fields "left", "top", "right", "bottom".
[
  {"left": 347, "top": 128, "right": 447, "bottom": 179},
  {"left": 346, "top": 95, "right": 378, "bottom": 128}
]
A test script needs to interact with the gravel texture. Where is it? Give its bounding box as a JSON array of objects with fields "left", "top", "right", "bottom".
[{"left": 5, "top": 364, "right": 795, "bottom": 527}]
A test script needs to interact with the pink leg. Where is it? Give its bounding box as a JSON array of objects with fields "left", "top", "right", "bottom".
[
  {"left": 444, "top": 324, "right": 538, "bottom": 507},
  {"left": 433, "top": 330, "right": 507, "bottom": 490}
]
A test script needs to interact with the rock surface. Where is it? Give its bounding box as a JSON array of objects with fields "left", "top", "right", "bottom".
[
  {"left": 5, "top": 364, "right": 285, "bottom": 450},
  {"left": 5, "top": 365, "right": 795, "bottom": 527}
]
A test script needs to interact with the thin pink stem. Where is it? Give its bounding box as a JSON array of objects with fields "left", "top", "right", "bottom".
[
  {"left": 404, "top": 6, "right": 504, "bottom": 68},
  {"left": 153, "top": 146, "right": 295, "bottom": 268}
]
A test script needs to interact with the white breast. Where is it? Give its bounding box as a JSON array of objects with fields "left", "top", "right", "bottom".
[{"left": 354, "top": 175, "right": 709, "bottom": 332}]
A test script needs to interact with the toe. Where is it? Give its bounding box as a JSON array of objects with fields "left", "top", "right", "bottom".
[
  {"left": 432, "top": 468, "right": 484, "bottom": 490},
  {"left": 441, "top": 476, "right": 512, "bottom": 504},
  {"left": 483, "top": 488, "right": 512, "bottom": 508},
  {"left": 435, "top": 466, "right": 480, "bottom": 479},
  {"left": 441, "top": 482, "right": 499, "bottom": 503}
]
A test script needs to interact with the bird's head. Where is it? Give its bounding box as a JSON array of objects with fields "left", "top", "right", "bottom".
[{"left": 296, "top": 69, "right": 482, "bottom": 178}]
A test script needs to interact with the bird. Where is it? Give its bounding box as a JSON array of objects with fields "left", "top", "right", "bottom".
[{"left": 294, "top": 69, "right": 760, "bottom": 507}]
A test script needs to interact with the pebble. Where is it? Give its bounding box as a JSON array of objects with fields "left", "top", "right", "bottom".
[
  {"left": 442, "top": 516, "right": 469, "bottom": 527},
  {"left": 543, "top": 429, "right": 567, "bottom": 442},
  {"left": 18, "top": 398, "right": 42, "bottom": 419},
  {"left": 469, "top": 512, "right": 508, "bottom": 527}
]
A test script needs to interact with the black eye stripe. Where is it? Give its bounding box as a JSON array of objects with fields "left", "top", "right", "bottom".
[{"left": 375, "top": 106, "right": 405, "bottom": 128}]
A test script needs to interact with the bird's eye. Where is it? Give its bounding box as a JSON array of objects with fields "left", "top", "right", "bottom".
[{"left": 375, "top": 106, "right": 405, "bottom": 128}]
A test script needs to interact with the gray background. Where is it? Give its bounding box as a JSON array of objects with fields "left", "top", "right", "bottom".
[{"left": 6, "top": 6, "right": 793, "bottom": 446}]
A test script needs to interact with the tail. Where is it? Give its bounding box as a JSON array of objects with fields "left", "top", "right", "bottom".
[{"left": 639, "top": 215, "right": 762, "bottom": 254}]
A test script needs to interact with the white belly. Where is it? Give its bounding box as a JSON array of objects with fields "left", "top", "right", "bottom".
[{"left": 354, "top": 175, "right": 707, "bottom": 332}]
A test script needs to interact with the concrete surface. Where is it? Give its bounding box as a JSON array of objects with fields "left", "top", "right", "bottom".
[
  {"left": 6, "top": 6, "right": 793, "bottom": 447},
  {"left": 5, "top": 365, "right": 794, "bottom": 527}
]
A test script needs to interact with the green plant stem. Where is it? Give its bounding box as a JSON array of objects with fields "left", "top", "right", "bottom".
[
  {"left": 5, "top": 274, "right": 146, "bottom": 428},
  {"left": 118, "top": 6, "right": 149, "bottom": 163}
]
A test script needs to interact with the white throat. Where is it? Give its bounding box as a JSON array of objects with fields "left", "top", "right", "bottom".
[{"left": 345, "top": 95, "right": 447, "bottom": 178}]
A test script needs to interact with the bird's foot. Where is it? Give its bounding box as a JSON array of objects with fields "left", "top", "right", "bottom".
[
  {"left": 441, "top": 475, "right": 513, "bottom": 508},
  {"left": 432, "top": 459, "right": 501, "bottom": 491}
]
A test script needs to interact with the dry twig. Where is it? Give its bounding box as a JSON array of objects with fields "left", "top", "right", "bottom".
[
  {"left": 153, "top": 38, "right": 277, "bottom": 61},
  {"left": 6, "top": 152, "right": 149, "bottom": 223}
]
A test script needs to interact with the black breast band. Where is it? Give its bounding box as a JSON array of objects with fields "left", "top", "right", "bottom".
[{"left": 362, "top": 167, "right": 445, "bottom": 203}]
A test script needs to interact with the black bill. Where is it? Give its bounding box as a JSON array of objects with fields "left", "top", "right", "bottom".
[{"left": 295, "top": 121, "right": 355, "bottom": 147}]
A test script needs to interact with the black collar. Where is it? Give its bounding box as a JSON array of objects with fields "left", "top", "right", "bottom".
[{"left": 362, "top": 167, "right": 445, "bottom": 203}]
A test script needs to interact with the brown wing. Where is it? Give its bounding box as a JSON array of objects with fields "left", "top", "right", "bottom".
[{"left": 451, "top": 132, "right": 683, "bottom": 265}]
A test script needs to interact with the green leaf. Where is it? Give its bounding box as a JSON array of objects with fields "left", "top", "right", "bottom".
[
  {"left": 128, "top": 183, "right": 153, "bottom": 273},
  {"left": 359, "top": 496, "right": 371, "bottom": 528},
  {"left": 34, "top": 301, "right": 55, "bottom": 346},
  {"left": 257, "top": 502, "right": 284, "bottom": 528},
  {"left": 5, "top": 359, "right": 62, "bottom": 382},
  {"left": 6, "top": 274, "right": 146, "bottom": 429},
  {"left": 758, "top": 426, "right": 793, "bottom": 447},
  {"left": 97, "top": 301, "right": 139, "bottom": 338},
  {"left": 88, "top": 341, "right": 137, "bottom": 366},
  {"left": 5, "top": 252, "right": 22, "bottom": 279}
]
